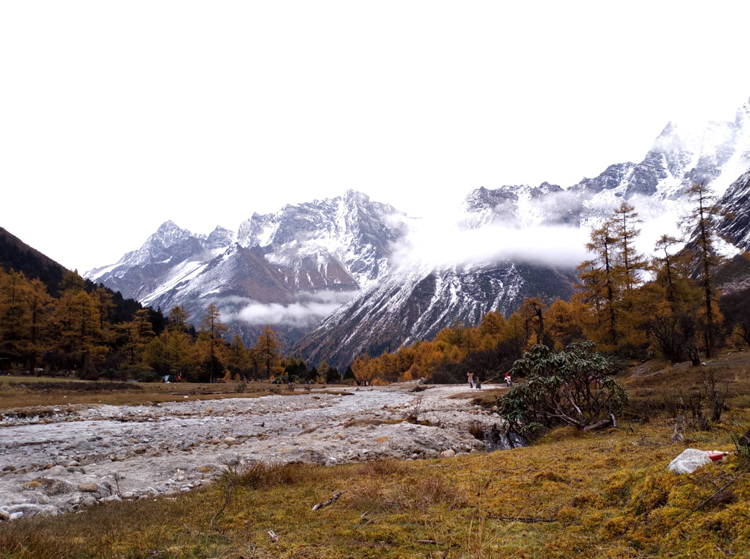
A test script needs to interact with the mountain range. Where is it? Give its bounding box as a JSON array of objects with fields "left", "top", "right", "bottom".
[{"left": 87, "top": 98, "right": 750, "bottom": 369}]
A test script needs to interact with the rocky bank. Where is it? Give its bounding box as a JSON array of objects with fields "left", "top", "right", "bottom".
[{"left": 0, "top": 384, "right": 509, "bottom": 521}]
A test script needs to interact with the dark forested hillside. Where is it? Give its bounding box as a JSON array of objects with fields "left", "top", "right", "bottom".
[
  {"left": 0, "top": 227, "right": 146, "bottom": 323},
  {"left": 0, "top": 227, "right": 66, "bottom": 297}
]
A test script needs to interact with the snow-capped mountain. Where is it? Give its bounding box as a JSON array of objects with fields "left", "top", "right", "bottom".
[
  {"left": 87, "top": 191, "right": 407, "bottom": 336},
  {"left": 236, "top": 190, "right": 401, "bottom": 290},
  {"left": 465, "top": 99, "right": 750, "bottom": 229},
  {"left": 293, "top": 98, "right": 750, "bottom": 368},
  {"left": 87, "top": 220, "right": 226, "bottom": 303},
  {"left": 89, "top": 98, "right": 750, "bottom": 370}
]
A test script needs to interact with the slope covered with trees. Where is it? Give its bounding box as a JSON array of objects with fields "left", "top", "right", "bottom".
[
  {"left": 347, "top": 185, "right": 750, "bottom": 386},
  {"left": 0, "top": 266, "right": 336, "bottom": 383}
]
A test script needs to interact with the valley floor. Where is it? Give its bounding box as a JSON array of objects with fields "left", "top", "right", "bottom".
[
  {"left": 1, "top": 362, "right": 749, "bottom": 558},
  {"left": 0, "top": 383, "right": 497, "bottom": 520}
]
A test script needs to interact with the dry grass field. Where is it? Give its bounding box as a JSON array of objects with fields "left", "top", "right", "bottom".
[
  {"left": 1, "top": 356, "right": 749, "bottom": 558},
  {"left": 0, "top": 377, "right": 290, "bottom": 411}
]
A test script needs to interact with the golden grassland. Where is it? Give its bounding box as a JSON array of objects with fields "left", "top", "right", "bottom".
[
  {"left": 1, "top": 359, "right": 750, "bottom": 558},
  {"left": 0, "top": 377, "right": 303, "bottom": 410}
]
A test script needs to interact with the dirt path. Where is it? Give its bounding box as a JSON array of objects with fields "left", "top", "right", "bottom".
[{"left": 0, "top": 384, "right": 504, "bottom": 521}]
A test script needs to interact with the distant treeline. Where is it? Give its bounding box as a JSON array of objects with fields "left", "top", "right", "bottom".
[{"left": 0, "top": 268, "right": 352, "bottom": 384}]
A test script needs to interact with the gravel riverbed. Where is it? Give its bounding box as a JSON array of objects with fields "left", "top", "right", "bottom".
[{"left": 0, "top": 384, "right": 505, "bottom": 521}]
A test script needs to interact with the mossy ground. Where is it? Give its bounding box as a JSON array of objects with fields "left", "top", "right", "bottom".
[{"left": 1, "top": 359, "right": 749, "bottom": 558}]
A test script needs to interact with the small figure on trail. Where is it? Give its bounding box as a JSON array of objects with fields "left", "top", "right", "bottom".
[
  {"left": 505, "top": 371, "right": 512, "bottom": 387},
  {"left": 467, "top": 370, "right": 474, "bottom": 388},
  {"left": 475, "top": 376, "right": 482, "bottom": 389}
]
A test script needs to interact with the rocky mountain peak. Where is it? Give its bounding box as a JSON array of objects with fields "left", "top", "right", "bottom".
[
  {"left": 147, "top": 220, "right": 197, "bottom": 249},
  {"left": 205, "top": 226, "right": 234, "bottom": 250},
  {"left": 342, "top": 189, "right": 371, "bottom": 206}
]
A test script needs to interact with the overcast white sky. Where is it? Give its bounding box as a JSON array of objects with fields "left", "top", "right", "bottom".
[{"left": 2, "top": 1, "right": 750, "bottom": 273}]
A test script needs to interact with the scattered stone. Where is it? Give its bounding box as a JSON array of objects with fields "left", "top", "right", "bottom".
[
  {"left": 6, "top": 503, "right": 59, "bottom": 518},
  {"left": 29, "top": 478, "right": 76, "bottom": 496},
  {"left": 72, "top": 439, "right": 92, "bottom": 450},
  {"left": 79, "top": 495, "right": 97, "bottom": 508},
  {"left": 440, "top": 449, "right": 456, "bottom": 458},
  {"left": 46, "top": 466, "right": 68, "bottom": 477},
  {"left": 0, "top": 384, "right": 502, "bottom": 522}
]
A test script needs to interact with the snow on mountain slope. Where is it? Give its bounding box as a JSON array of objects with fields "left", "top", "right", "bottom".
[
  {"left": 87, "top": 221, "right": 217, "bottom": 302},
  {"left": 295, "top": 259, "right": 577, "bottom": 369},
  {"left": 86, "top": 191, "right": 407, "bottom": 331},
  {"left": 237, "top": 190, "right": 405, "bottom": 290},
  {"left": 718, "top": 168, "right": 750, "bottom": 250}
]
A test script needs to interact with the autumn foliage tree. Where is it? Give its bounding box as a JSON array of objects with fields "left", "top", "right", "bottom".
[
  {"left": 254, "top": 324, "right": 282, "bottom": 378},
  {"left": 682, "top": 183, "right": 725, "bottom": 357}
]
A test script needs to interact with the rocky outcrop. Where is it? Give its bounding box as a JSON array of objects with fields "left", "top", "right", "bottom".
[{"left": 717, "top": 168, "right": 750, "bottom": 250}]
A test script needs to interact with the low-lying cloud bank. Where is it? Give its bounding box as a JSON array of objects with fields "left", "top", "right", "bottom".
[
  {"left": 391, "top": 216, "right": 590, "bottom": 270},
  {"left": 222, "top": 197, "right": 690, "bottom": 329},
  {"left": 228, "top": 291, "right": 358, "bottom": 328},
  {"left": 390, "top": 195, "right": 691, "bottom": 272}
]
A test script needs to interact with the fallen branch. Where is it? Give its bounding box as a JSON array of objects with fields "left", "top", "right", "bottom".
[
  {"left": 209, "top": 477, "right": 235, "bottom": 529},
  {"left": 664, "top": 468, "right": 749, "bottom": 538},
  {"left": 312, "top": 491, "right": 344, "bottom": 511},
  {"left": 417, "top": 539, "right": 445, "bottom": 545},
  {"left": 489, "top": 515, "right": 557, "bottom": 523},
  {"left": 583, "top": 417, "right": 614, "bottom": 432}
]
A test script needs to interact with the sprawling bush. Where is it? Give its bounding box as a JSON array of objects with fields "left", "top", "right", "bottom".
[{"left": 499, "top": 341, "right": 627, "bottom": 437}]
